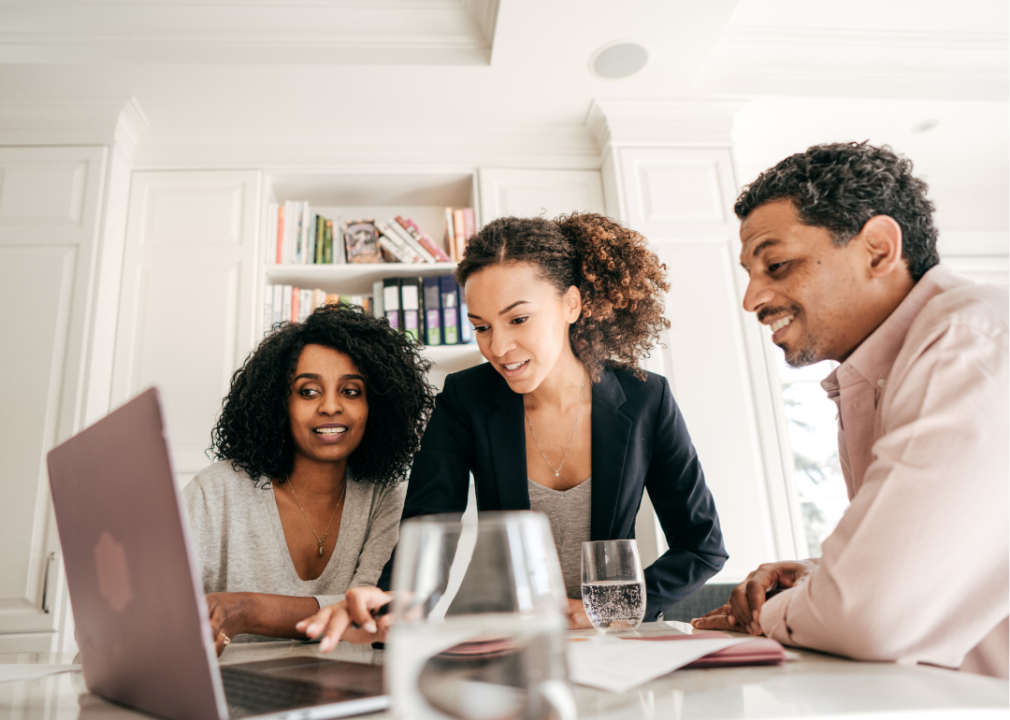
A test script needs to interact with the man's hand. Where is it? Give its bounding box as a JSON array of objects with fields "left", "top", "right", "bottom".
[
  {"left": 691, "top": 560, "right": 816, "bottom": 635},
  {"left": 565, "top": 598, "right": 594, "bottom": 629},
  {"left": 206, "top": 592, "right": 252, "bottom": 656},
  {"left": 296, "top": 586, "right": 393, "bottom": 651}
]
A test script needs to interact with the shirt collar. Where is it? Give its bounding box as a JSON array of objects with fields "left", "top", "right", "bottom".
[{"left": 823, "top": 264, "right": 971, "bottom": 392}]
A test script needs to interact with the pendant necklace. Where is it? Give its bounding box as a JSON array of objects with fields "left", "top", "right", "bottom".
[
  {"left": 287, "top": 478, "right": 346, "bottom": 557},
  {"left": 524, "top": 371, "right": 586, "bottom": 477}
]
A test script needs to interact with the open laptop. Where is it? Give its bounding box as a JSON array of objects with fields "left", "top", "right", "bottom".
[{"left": 46, "top": 387, "right": 388, "bottom": 720}]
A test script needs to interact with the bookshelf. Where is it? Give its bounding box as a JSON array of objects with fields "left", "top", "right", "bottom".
[{"left": 260, "top": 170, "right": 485, "bottom": 391}]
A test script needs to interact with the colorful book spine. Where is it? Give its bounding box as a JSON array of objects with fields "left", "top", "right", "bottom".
[
  {"left": 376, "top": 227, "right": 418, "bottom": 263},
  {"left": 444, "top": 207, "right": 457, "bottom": 261},
  {"left": 453, "top": 209, "right": 467, "bottom": 261},
  {"left": 440, "top": 275, "right": 459, "bottom": 345},
  {"left": 276, "top": 204, "right": 285, "bottom": 264},
  {"left": 386, "top": 218, "right": 435, "bottom": 263},
  {"left": 401, "top": 277, "right": 422, "bottom": 342},
  {"left": 423, "top": 277, "right": 442, "bottom": 345},
  {"left": 459, "top": 290, "right": 473, "bottom": 344},
  {"left": 372, "top": 280, "right": 385, "bottom": 318},
  {"left": 396, "top": 216, "right": 452, "bottom": 262},
  {"left": 383, "top": 278, "right": 402, "bottom": 330},
  {"left": 463, "top": 208, "right": 475, "bottom": 244}
]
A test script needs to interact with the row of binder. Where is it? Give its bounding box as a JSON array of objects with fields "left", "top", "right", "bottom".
[{"left": 374, "top": 275, "right": 475, "bottom": 346}]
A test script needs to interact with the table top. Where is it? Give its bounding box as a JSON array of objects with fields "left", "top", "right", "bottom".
[{"left": 1, "top": 622, "right": 1007, "bottom": 720}]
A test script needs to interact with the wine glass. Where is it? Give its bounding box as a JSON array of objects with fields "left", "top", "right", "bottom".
[
  {"left": 581, "top": 539, "right": 646, "bottom": 633},
  {"left": 386, "top": 512, "right": 576, "bottom": 720}
]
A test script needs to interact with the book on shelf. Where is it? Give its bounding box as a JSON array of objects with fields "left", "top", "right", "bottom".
[
  {"left": 423, "top": 277, "right": 442, "bottom": 345},
  {"left": 376, "top": 221, "right": 424, "bottom": 263},
  {"left": 400, "top": 277, "right": 422, "bottom": 342},
  {"left": 440, "top": 275, "right": 460, "bottom": 345},
  {"left": 263, "top": 285, "right": 373, "bottom": 333},
  {"left": 266, "top": 199, "right": 473, "bottom": 266},
  {"left": 385, "top": 219, "right": 435, "bottom": 263},
  {"left": 396, "top": 216, "right": 452, "bottom": 263},
  {"left": 383, "top": 278, "right": 402, "bottom": 331},
  {"left": 262, "top": 275, "right": 475, "bottom": 346},
  {"left": 345, "top": 219, "right": 383, "bottom": 264}
]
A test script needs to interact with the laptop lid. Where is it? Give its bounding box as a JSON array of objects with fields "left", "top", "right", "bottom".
[{"left": 47, "top": 387, "right": 228, "bottom": 720}]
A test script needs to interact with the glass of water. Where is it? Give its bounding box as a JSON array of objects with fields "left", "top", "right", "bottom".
[
  {"left": 387, "top": 512, "right": 575, "bottom": 720},
  {"left": 581, "top": 539, "right": 646, "bottom": 633}
]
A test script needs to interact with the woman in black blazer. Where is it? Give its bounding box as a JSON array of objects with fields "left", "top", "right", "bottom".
[{"left": 300, "top": 213, "right": 727, "bottom": 645}]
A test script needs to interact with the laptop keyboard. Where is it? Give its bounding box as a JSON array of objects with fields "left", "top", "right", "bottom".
[{"left": 221, "top": 665, "right": 347, "bottom": 712}]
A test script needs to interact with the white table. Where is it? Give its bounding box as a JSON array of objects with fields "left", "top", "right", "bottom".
[{"left": 2, "top": 623, "right": 1007, "bottom": 720}]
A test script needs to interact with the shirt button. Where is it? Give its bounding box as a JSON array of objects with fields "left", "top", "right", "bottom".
[{"left": 878, "top": 378, "right": 886, "bottom": 387}]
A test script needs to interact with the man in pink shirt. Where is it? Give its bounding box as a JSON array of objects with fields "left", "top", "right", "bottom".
[{"left": 692, "top": 142, "right": 1008, "bottom": 679}]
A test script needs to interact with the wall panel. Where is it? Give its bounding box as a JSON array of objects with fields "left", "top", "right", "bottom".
[{"left": 112, "top": 171, "right": 261, "bottom": 482}]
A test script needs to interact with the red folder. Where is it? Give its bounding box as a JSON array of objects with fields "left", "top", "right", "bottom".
[{"left": 625, "top": 632, "right": 786, "bottom": 668}]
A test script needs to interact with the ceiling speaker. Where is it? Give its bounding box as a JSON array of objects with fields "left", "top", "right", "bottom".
[{"left": 591, "top": 42, "right": 649, "bottom": 80}]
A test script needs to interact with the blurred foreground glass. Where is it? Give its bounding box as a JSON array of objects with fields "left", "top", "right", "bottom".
[
  {"left": 581, "top": 539, "right": 646, "bottom": 633},
  {"left": 387, "top": 512, "right": 575, "bottom": 720}
]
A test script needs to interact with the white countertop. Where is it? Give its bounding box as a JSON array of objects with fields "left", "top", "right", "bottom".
[{"left": 1, "top": 622, "right": 1007, "bottom": 720}]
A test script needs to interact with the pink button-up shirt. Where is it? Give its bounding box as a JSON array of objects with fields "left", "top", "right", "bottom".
[{"left": 759, "top": 265, "right": 1009, "bottom": 679}]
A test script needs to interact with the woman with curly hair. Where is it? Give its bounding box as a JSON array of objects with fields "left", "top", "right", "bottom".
[
  {"left": 183, "top": 303, "right": 434, "bottom": 653},
  {"left": 301, "top": 213, "right": 728, "bottom": 647}
]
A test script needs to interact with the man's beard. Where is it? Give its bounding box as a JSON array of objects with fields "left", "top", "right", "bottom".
[{"left": 781, "top": 342, "right": 819, "bottom": 368}]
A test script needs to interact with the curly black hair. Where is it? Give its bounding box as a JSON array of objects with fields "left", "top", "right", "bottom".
[
  {"left": 734, "top": 141, "right": 939, "bottom": 281},
  {"left": 456, "top": 213, "right": 670, "bottom": 382},
  {"left": 210, "top": 303, "right": 435, "bottom": 486}
]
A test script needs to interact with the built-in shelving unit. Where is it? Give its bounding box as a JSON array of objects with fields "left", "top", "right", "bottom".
[{"left": 260, "top": 169, "right": 485, "bottom": 390}]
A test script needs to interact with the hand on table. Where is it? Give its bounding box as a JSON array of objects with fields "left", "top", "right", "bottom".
[
  {"left": 565, "top": 598, "right": 594, "bottom": 629},
  {"left": 296, "top": 586, "right": 394, "bottom": 651},
  {"left": 206, "top": 592, "right": 251, "bottom": 656},
  {"left": 690, "top": 560, "right": 817, "bottom": 636}
]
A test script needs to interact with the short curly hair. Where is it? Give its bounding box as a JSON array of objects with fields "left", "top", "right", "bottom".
[
  {"left": 735, "top": 142, "right": 939, "bottom": 281},
  {"left": 456, "top": 213, "right": 670, "bottom": 382},
  {"left": 210, "top": 304, "right": 435, "bottom": 486}
]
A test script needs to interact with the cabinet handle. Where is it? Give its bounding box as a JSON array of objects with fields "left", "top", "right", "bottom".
[{"left": 41, "top": 552, "right": 56, "bottom": 614}]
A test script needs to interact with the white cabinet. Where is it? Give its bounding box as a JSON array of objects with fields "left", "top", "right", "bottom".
[
  {"left": 111, "top": 171, "right": 262, "bottom": 486},
  {"left": 479, "top": 168, "right": 605, "bottom": 220},
  {"left": 0, "top": 146, "right": 111, "bottom": 649}
]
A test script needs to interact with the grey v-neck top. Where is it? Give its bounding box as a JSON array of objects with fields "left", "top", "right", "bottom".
[
  {"left": 527, "top": 477, "right": 592, "bottom": 599},
  {"left": 183, "top": 460, "right": 405, "bottom": 642}
]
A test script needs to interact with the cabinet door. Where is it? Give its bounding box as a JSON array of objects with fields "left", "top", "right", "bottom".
[
  {"left": 479, "top": 169, "right": 605, "bottom": 222},
  {"left": 111, "top": 171, "right": 262, "bottom": 486},
  {"left": 0, "top": 146, "right": 107, "bottom": 636}
]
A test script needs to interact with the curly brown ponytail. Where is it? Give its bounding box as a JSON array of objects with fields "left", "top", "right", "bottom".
[{"left": 455, "top": 213, "right": 670, "bottom": 382}]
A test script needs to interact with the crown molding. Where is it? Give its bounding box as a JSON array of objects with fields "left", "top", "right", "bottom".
[
  {"left": 585, "top": 99, "right": 748, "bottom": 150},
  {"left": 0, "top": 97, "right": 148, "bottom": 157},
  {"left": 131, "top": 123, "right": 601, "bottom": 170},
  {"left": 0, "top": 1, "right": 497, "bottom": 65}
]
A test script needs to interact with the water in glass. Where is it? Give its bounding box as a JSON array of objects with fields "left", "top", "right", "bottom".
[{"left": 581, "top": 540, "right": 646, "bottom": 633}]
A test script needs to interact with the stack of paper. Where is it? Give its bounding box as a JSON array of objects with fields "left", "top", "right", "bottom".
[{"left": 568, "top": 632, "right": 785, "bottom": 693}]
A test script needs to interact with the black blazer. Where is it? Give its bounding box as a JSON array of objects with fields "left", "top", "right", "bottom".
[{"left": 385, "top": 362, "right": 728, "bottom": 620}]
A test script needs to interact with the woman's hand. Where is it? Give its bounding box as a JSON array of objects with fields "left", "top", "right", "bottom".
[
  {"left": 565, "top": 598, "right": 593, "bottom": 629},
  {"left": 296, "top": 586, "right": 394, "bottom": 651},
  {"left": 206, "top": 592, "right": 252, "bottom": 656}
]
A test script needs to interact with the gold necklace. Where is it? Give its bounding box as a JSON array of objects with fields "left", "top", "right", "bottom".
[
  {"left": 287, "top": 478, "right": 346, "bottom": 557},
  {"left": 524, "top": 372, "right": 586, "bottom": 478}
]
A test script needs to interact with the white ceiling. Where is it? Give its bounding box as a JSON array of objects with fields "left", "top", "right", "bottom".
[
  {"left": 1, "top": 0, "right": 1002, "bottom": 130},
  {"left": 0, "top": 0, "right": 1006, "bottom": 230}
]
